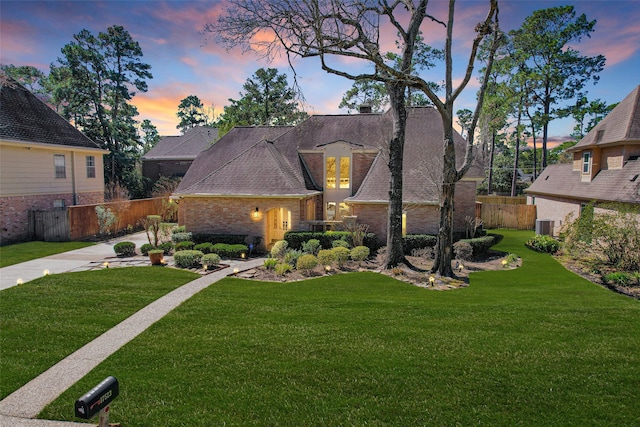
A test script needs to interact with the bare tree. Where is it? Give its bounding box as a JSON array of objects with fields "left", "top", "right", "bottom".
[{"left": 208, "top": 0, "right": 499, "bottom": 276}]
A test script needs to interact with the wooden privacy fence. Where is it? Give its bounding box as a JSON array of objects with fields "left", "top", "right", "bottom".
[
  {"left": 69, "top": 198, "right": 166, "bottom": 241},
  {"left": 479, "top": 203, "right": 537, "bottom": 230}
]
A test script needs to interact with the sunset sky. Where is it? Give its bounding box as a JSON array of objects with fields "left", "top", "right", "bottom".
[{"left": 1, "top": 0, "right": 639, "bottom": 140}]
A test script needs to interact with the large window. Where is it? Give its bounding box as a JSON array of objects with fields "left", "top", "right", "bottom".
[
  {"left": 325, "top": 156, "right": 350, "bottom": 189},
  {"left": 54, "top": 154, "right": 66, "bottom": 179},
  {"left": 326, "top": 156, "right": 336, "bottom": 189},
  {"left": 86, "top": 155, "right": 96, "bottom": 178}
]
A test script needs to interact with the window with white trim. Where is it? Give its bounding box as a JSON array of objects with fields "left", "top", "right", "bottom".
[
  {"left": 582, "top": 151, "right": 591, "bottom": 174},
  {"left": 54, "top": 154, "right": 66, "bottom": 179},
  {"left": 86, "top": 155, "right": 96, "bottom": 178}
]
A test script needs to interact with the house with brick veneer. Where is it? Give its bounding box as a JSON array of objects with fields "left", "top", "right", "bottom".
[
  {"left": 526, "top": 85, "right": 640, "bottom": 235},
  {"left": 0, "top": 79, "right": 108, "bottom": 245},
  {"left": 142, "top": 126, "right": 218, "bottom": 186},
  {"left": 174, "top": 107, "right": 483, "bottom": 249}
]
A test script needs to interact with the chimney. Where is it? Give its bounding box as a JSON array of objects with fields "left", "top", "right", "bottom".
[{"left": 359, "top": 104, "right": 372, "bottom": 114}]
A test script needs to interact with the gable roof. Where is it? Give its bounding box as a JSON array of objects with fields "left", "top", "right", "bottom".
[
  {"left": 568, "top": 84, "right": 640, "bottom": 152},
  {"left": 142, "top": 126, "right": 218, "bottom": 160},
  {"left": 0, "top": 79, "right": 102, "bottom": 150},
  {"left": 175, "top": 107, "right": 482, "bottom": 202},
  {"left": 526, "top": 160, "right": 640, "bottom": 204}
]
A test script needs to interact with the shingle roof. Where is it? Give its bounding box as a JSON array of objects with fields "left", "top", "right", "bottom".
[
  {"left": 176, "top": 126, "right": 294, "bottom": 193},
  {"left": 142, "top": 126, "right": 218, "bottom": 160},
  {"left": 569, "top": 84, "right": 640, "bottom": 152},
  {"left": 526, "top": 160, "right": 640, "bottom": 204},
  {"left": 175, "top": 107, "right": 482, "bottom": 201},
  {"left": 0, "top": 79, "right": 102, "bottom": 150},
  {"left": 347, "top": 107, "right": 483, "bottom": 203}
]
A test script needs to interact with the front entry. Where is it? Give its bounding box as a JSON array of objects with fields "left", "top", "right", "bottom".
[{"left": 266, "top": 207, "right": 292, "bottom": 244}]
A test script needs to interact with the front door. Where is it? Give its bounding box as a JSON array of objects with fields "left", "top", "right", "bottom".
[{"left": 267, "top": 207, "right": 291, "bottom": 243}]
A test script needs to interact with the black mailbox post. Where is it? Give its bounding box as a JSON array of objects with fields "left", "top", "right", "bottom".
[{"left": 75, "top": 376, "right": 119, "bottom": 425}]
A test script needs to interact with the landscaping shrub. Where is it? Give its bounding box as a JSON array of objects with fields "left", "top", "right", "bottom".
[
  {"left": 453, "top": 241, "right": 473, "bottom": 261},
  {"left": 350, "top": 246, "right": 370, "bottom": 262},
  {"left": 172, "top": 232, "right": 193, "bottom": 244},
  {"left": 283, "top": 249, "right": 303, "bottom": 268},
  {"left": 202, "top": 253, "right": 221, "bottom": 268},
  {"left": 140, "top": 243, "right": 154, "bottom": 256},
  {"left": 191, "top": 233, "right": 247, "bottom": 245},
  {"left": 275, "top": 262, "right": 292, "bottom": 275},
  {"left": 296, "top": 254, "right": 318, "bottom": 273},
  {"left": 194, "top": 243, "right": 213, "bottom": 254},
  {"left": 285, "top": 231, "right": 379, "bottom": 252},
  {"left": 228, "top": 244, "right": 249, "bottom": 258},
  {"left": 158, "top": 241, "right": 173, "bottom": 255},
  {"left": 211, "top": 243, "right": 249, "bottom": 258},
  {"left": 114, "top": 241, "right": 135, "bottom": 257},
  {"left": 317, "top": 249, "right": 335, "bottom": 266},
  {"left": 173, "top": 250, "right": 203, "bottom": 268},
  {"left": 332, "top": 239, "right": 350, "bottom": 249},
  {"left": 172, "top": 225, "right": 186, "bottom": 234},
  {"left": 457, "top": 235, "right": 499, "bottom": 258},
  {"left": 302, "top": 239, "right": 321, "bottom": 255},
  {"left": 271, "top": 240, "right": 289, "bottom": 259},
  {"left": 263, "top": 258, "right": 278, "bottom": 270},
  {"left": 526, "top": 235, "right": 560, "bottom": 254},
  {"left": 402, "top": 234, "right": 437, "bottom": 254},
  {"left": 332, "top": 246, "right": 350, "bottom": 267},
  {"left": 174, "top": 241, "right": 195, "bottom": 252}
]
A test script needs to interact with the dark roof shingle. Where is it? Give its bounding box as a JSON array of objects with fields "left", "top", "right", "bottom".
[
  {"left": 142, "top": 126, "right": 218, "bottom": 160},
  {"left": 0, "top": 79, "right": 102, "bottom": 150}
]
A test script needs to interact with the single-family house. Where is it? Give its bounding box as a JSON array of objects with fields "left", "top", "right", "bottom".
[
  {"left": 526, "top": 85, "right": 640, "bottom": 235},
  {"left": 174, "top": 107, "right": 482, "bottom": 249},
  {"left": 0, "top": 78, "right": 108, "bottom": 244},
  {"left": 142, "top": 126, "right": 218, "bottom": 186}
]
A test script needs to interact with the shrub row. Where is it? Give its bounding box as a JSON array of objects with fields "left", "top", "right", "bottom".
[
  {"left": 457, "top": 234, "right": 502, "bottom": 258},
  {"left": 193, "top": 242, "right": 249, "bottom": 258},
  {"left": 191, "top": 233, "right": 248, "bottom": 245},
  {"left": 284, "top": 231, "right": 378, "bottom": 252},
  {"left": 525, "top": 234, "right": 560, "bottom": 254},
  {"left": 402, "top": 235, "right": 437, "bottom": 253}
]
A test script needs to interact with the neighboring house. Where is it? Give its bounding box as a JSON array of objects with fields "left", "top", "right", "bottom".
[
  {"left": 142, "top": 126, "right": 218, "bottom": 186},
  {"left": 174, "top": 107, "right": 483, "bottom": 249},
  {"left": 526, "top": 85, "right": 640, "bottom": 235},
  {"left": 0, "top": 79, "right": 108, "bottom": 244}
]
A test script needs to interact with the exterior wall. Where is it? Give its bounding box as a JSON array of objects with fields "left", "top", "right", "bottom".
[
  {"left": 530, "top": 195, "right": 581, "bottom": 236},
  {"left": 352, "top": 152, "right": 377, "bottom": 195},
  {"left": 0, "top": 144, "right": 104, "bottom": 198},
  {"left": 0, "top": 143, "right": 105, "bottom": 244},
  {"left": 179, "top": 196, "right": 303, "bottom": 249},
  {"left": 300, "top": 153, "right": 323, "bottom": 188},
  {"left": 142, "top": 159, "right": 193, "bottom": 183},
  {"left": 602, "top": 146, "right": 624, "bottom": 170}
]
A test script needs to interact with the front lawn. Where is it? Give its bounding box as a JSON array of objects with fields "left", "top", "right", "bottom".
[
  {"left": 0, "top": 241, "right": 95, "bottom": 268},
  {"left": 0, "top": 267, "right": 199, "bottom": 399},
  {"left": 39, "top": 230, "right": 640, "bottom": 426}
]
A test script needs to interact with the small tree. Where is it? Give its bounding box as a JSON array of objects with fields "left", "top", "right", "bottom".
[{"left": 95, "top": 205, "right": 116, "bottom": 237}]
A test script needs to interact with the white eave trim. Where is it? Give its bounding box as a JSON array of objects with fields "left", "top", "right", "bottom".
[{"left": 0, "top": 138, "right": 109, "bottom": 154}]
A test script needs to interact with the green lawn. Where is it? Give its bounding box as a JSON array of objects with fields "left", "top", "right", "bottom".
[
  {"left": 0, "top": 267, "right": 200, "bottom": 399},
  {"left": 0, "top": 241, "right": 95, "bottom": 268},
  {"left": 36, "top": 230, "right": 639, "bottom": 426}
]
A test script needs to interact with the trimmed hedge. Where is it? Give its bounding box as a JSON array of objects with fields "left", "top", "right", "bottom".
[
  {"left": 202, "top": 253, "right": 221, "bottom": 268},
  {"left": 140, "top": 243, "right": 154, "bottom": 256},
  {"left": 403, "top": 235, "right": 437, "bottom": 254},
  {"left": 457, "top": 234, "right": 501, "bottom": 258},
  {"left": 173, "top": 250, "right": 203, "bottom": 268},
  {"left": 191, "top": 233, "right": 247, "bottom": 245},
  {"left": 158, "top": 241, "right": 173, "bottom": 255},
  {"left": 211, "top": 243, "right": 249, "bottom": 258},
  {"left": 194, "top": 243, "right": 214, "bottom": 254},
  {"left": 285, "top": 231, "right": 379, "bottom": 252},
  {"left": 114, "top": 241, "right": 136, "bottom": 257},
  {"left": 174, "top": 241, "right": 195, "bottom": 252}
]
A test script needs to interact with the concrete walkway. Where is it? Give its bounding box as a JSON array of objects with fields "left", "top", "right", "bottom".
[{"left": 0, "top": 236, "right": 264, "bottom": 426}]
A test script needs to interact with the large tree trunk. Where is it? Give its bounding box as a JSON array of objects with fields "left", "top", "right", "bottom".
[
  {"left": 431, "top": 123, "right": 456, "bottom": 277},
  {"left": 385, "top": 82, "right": 407, "bottom": 268}
]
